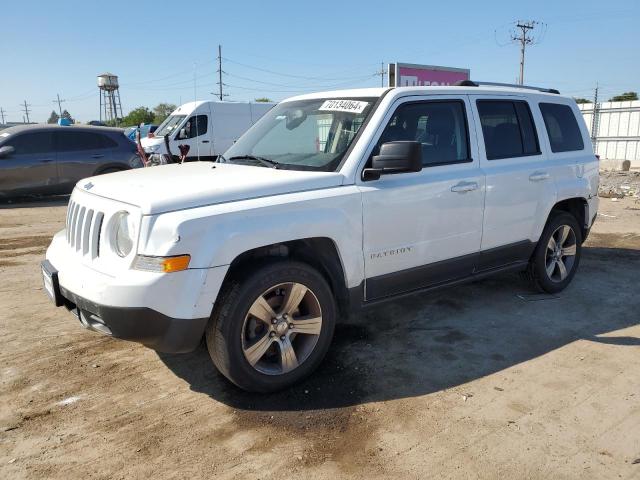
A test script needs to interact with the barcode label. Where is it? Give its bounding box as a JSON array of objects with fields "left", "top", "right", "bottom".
[{"left": 319, "top": 100, "right": 369, "bottom": 114}]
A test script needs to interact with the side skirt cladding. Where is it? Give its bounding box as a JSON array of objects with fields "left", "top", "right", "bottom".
[{"left": 357, "top": 241, "right": 536, "bottom": 305}]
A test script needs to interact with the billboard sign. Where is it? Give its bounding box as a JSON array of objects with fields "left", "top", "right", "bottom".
[{"left": 388, "top": 63, "right": 470, "bottom": 87}]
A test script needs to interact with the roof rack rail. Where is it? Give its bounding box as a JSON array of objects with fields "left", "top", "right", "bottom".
[{"left": 454, "top": 80, "right": 560, "bottom": 95}]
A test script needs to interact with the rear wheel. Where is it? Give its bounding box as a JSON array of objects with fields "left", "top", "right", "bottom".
[
  {"left": 526, "top": 212, "right": 582, "bottom": 293},
  {"left": 206, "top": 261, "right": 336, "bottom": 392}
]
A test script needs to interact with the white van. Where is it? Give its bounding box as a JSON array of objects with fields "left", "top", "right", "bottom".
[{"left": 141, "top": 100, "right": 274, "bottom": 161}]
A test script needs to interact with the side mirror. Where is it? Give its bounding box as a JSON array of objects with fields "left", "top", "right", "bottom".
[
  {"left": 362, "top": 141, "right": 422, "bottom": 181},
  {"left": 178, "top": 128, "right": 188, "bottom": 140},
  {"left": 0, "top": 145, "right": 15, "bottom": 159}
]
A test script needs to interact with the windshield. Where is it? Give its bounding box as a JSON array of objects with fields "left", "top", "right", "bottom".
[
  {"left": 222, "top": 97, "right": 377, "bottom": 171},
  {"left": 154, "top": 114, "right": 186, "bottom": 137}
]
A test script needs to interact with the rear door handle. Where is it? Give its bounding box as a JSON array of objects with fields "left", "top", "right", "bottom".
[
  {"left": 529, "top": 171, "right": 550, "bottom": 182},
  {"left": 451, "top": 181, "right": 479, "bottom": 193},
  {"left": 91, "top": 154, "right": 105, "bottom": 159},
  {"left": 201, "top": 140, "right": 210, "bottom": 143},
  {"left": 40, "top": 158, "right": 55, "bottom": 163}
]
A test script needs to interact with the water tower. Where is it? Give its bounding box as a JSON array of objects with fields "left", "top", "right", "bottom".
[{"left": 98, "top": 72, "right": 123, "bottom": 124}]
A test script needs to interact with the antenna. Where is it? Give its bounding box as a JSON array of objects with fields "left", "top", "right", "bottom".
[
  {"left": 53, "top": 94, "right": 66, "bottom": 118},
  {"left": 21, "top": 100, "right": 31, "bottom": 123},
  {"left": 509, "top": 20, "right": 545, "bottom": 85}
]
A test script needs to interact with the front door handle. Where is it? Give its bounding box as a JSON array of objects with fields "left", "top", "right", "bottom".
[
  {"left": 201, "top": 140, "right": 210, "bottom": 144},
  {"left": 529, "top": 171, "right": 550, "bottom": 182},
  {"left": 40, "top": 158, "right": 55, "bottom": 163},
  {"left": 91, "top": 154, "right": 105, "bottom": 159},
  {"left": 451, "top": 181, "right": 479, "bottom": 193}
]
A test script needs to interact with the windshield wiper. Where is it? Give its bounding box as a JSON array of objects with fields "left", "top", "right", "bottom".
[{"left": 227, "top": 155, "right": 280, "bottom": 169}]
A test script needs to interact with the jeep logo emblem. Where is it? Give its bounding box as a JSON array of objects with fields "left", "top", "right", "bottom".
[{"left": 84, "top": 182, "right": 94, "bottom": 190}]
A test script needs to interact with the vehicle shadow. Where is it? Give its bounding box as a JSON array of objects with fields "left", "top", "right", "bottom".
[
  {"left": 0, "top": 195, "right": 70, "bottom": 209},
  {"left": 158, "top": 244, "right": 640, "bottom": 411}
]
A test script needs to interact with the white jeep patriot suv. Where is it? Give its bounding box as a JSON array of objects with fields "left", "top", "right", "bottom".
[{"left": 43, "top": 82, "right": 599, "bottom": 392}]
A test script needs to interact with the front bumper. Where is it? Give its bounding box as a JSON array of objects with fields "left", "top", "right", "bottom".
[
  {"left": 43, "top": 228, "right": 229, "bottom": 353},
  {"left": 43, "top": 259, "right": 208, "bottom": 353}
]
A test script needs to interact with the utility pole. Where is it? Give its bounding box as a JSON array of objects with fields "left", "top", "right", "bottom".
[
  {"left": 591, "top": 83, "right": 600, "bottom": 150},
  {"left": 21, "top": 100, "right": 31, "bottom": 124},
  {"left": 53, "top": 93, "right": 65, "bottom": 117},
  {"left": 376, "top": 62, "right": 387, "bottom": 87},
  {"left": 216, "top": 44, "right": 224, "bottom": 101},
  {"left": 511, "top": 21, "right": 538, "bottom": 85},
  {"left": 0, "top": 107, "right": 5, "bottom": 125}
]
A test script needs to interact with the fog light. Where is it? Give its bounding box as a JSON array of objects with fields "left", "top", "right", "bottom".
[{"left": 133, "top": 254, "right": 190, "bottom": 273}]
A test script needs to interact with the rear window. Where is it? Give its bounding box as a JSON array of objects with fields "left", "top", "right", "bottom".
[
  {"left": 476, "top": 100, "right": 540, "bottom": 160},
  {"left": 56, "top": 131, "right": 117, "bottom": 151},
  {"left": 539, "top": 103, "right": 584, "bottom": 152},
  {"left": 6, "top": 132, "right": 54, "bottom": 155}
]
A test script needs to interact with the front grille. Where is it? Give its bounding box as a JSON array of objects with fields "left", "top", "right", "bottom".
[{"left": 65, "top": 200, "right": 104, "bottom": 259}]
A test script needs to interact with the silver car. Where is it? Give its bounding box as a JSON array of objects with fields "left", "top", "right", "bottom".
[{"left": 0, "top": 124, "right": 143, "bottom": 198}]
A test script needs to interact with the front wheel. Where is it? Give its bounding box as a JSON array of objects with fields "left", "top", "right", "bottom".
[
  {"left": 206, "top": 261, "right": 336, "bottom": 392},
  {"left": 526, "top": 212, "right": 583, "bottom": 293}
]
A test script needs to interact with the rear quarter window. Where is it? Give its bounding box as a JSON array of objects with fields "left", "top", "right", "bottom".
[{"left": 539, "top": 103, "right": 584, "bottom": 153}]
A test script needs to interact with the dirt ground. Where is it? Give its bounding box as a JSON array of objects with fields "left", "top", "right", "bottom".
[{"left": 1, "top": 195, "right": 639, "bottom": 480}]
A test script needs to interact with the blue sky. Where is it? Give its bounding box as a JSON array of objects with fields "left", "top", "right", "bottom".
[{"left": 1, "top": 0, "right": 638, "bottom": 122}]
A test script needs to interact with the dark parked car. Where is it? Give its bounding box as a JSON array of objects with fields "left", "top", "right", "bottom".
[{"left": 0, "top": 125, "right": 142, "bottom": 198}]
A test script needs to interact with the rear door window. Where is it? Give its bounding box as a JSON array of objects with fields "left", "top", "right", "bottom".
[
  {"left": 477, "top": 100, "right": 540, "bottom": 160},
  {"left": 56, "top": 131, "right": 116, "bottom": 151},
  {"left": 539, "top": 103, "right": 584, "bottom": 152},
  {"left": 6, "top": 132, "right": 54, "bottom": 155}
]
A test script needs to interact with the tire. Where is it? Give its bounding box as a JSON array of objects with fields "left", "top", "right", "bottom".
[
  {"left": 526, "top": 211, "right": 583, "bottom": 294},
  {"left": 206, "top": 260, "right": 337, "bottom": 392}
]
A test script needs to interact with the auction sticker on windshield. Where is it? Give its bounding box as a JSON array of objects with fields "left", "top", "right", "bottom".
[{"left": 319, "top": 100, "right": 368, "bottom": 114}]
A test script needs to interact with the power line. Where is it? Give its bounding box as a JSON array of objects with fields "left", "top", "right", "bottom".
[
  {"left": 376, "top": 61, "right": 387, "bottom": 87},
  {"left": 223, "top": 57, "right": 378, "bottom": 82},
  {"left": 53, "top": 93, "right": 65, "bottom": 117},
  {"left": 20, "top": 100, "right": 31, "bottom": 123},
  {"left": 224, "top": 71, "right": 377, "bottom": 89},
  {"left": 216, "top": 44, "right": 228, "bottom": 101},
  {"left": 510, "top": 20, "right": 545, "bottom": 85}
]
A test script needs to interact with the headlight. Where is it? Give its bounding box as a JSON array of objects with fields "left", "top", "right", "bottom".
[
  {"left": 145, "top": 144, "right": 160, "bottom": 153},
  {"left": 113, "top": 211, "right": 134, "bottom": 257}
]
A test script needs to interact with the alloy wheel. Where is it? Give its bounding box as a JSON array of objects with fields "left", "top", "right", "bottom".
[
  {"left": 545, "top": 224, "right": 577, "bottom": 283},
  {"left": 241, "top": 282, "right": 322, "bottom": 375}
]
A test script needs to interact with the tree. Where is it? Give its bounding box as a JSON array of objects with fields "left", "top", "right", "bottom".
[
  {"left": 61, "top": 109, "right": 75, "bottom": 124},
  {"left": 574, "top": 98, "right": 592, "bottom": 104},
  {"left": 255, "top": 97, "right": 272, "bottom": 103},
  {"left": 152, "top": 103, "right": 177, "bottom": 124},
  {"left": 47, "top": 110, "right": 60, "bottom": 124},
  {"left": 608, "top": 92, "right": 638, "bottom": 102},
  {"left": 122, "top": 107, "right": 155, "bottom": 127}
]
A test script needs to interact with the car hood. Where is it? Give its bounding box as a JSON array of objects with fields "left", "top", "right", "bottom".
[{"left": 77, "top": 162, "right": 345, "bottom": 215}]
